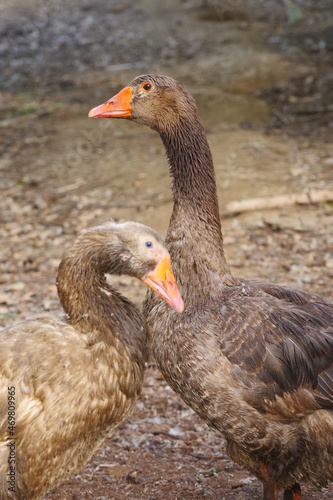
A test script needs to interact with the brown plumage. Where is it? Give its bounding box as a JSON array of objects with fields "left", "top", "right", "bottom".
[
  {"left": 89, "top": 75, "right": 333, "bottom": 500},
  {"left": 0, "top": 220, "right": 183, "bottom": 499}
]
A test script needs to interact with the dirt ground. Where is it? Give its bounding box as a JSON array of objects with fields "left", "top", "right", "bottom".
[{"left": 0, "top": 0, "right": 333, "bottom": 498}]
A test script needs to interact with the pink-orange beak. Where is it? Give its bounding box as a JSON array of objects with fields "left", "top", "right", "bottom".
[
  {"left": 88, "top": 87, "right": 132, "bottom": 119},
  {"left": 142, "top": 255, "right": 184, "bottom": 313}
]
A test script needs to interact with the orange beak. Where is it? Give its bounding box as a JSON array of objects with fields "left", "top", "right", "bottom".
[
  {"left": 88, "top": 87, "right": 132, "bottom": 118},
  {"left": 142, "top": 255, "right": 184, "bottom": 313}
]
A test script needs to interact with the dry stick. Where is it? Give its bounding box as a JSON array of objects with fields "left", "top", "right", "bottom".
[{"left": 225, "top": 189, "right": 333, "bottom": 215}]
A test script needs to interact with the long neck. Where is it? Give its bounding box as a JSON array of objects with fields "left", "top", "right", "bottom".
[
  {"left": 160, "top": 116, "right": 235, "bottom": 296},
  {"left": 57, "top": 249, "right": 146, "bottom": 361}
]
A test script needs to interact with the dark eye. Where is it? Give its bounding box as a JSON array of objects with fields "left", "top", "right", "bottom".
[
  {"left": 142, "top": 82, "right": 152, "bottom": 91},
  {"left": 145, "top": 241, "right": 153, "bottom": 248}
]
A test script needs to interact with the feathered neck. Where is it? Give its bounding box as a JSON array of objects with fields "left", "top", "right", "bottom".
[
  {"left": 160, "top": 114, "right": 235, "bottom": 296},
  {"left": 56, "top": 239, "right": 147, "bottom": 361}
]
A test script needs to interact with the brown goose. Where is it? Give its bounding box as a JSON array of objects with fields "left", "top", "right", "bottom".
[
  {"left": 0, "top": 220, "right": 183, "bottom": 499},
  {"left": 89, "top": 75, "right": 333, "bottom": 500}
]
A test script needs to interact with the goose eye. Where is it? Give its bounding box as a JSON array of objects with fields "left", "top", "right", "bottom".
[
  {"left": 142, "top": 82, "right": 152, "bottom": 91},
  {"left": 145, "top": 241, "right": 153, "bottom": 249}
]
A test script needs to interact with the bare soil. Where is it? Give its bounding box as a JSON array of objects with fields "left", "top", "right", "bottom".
[{"left": 0, "top": 0, "right": 332, "bottom": 498}]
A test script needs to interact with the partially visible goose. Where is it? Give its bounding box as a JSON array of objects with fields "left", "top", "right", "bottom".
[
  {"left": 89, "top": 75, "right": 333, "bottom": 500},
  {"left": 0, "top": 220, "right": 183, "bottom": 499}
]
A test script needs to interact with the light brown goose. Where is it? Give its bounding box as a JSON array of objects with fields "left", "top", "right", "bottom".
[
  {"left": 0, "top": 220, "right": 183, "bottom": 499},
  {"left": 89, "top": 75, "right": 333, "bottom": 500}
]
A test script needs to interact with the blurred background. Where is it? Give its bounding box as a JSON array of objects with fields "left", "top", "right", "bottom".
[{"left": 0, "top": 1, "right": 332, "bottom": 498}]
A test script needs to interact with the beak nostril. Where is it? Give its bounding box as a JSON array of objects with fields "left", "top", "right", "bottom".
[{"left": 168, "top": 280, "right": 175, "bottom": 290}]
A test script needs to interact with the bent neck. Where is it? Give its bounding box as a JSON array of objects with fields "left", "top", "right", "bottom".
[
  {"left": 57, "top": 248, "right": 146, "bottom": 356},
  {"left": 160, "top": 116, "right": 234, "bottom": 292}
]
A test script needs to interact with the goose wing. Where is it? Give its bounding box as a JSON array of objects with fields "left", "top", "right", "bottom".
[{"left": 218, "top": 284, "right": 333, "bottom": 411}]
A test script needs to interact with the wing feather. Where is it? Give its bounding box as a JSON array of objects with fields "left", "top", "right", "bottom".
[{"left": 217, "top": 282, "right": 333, "bottom": 409}]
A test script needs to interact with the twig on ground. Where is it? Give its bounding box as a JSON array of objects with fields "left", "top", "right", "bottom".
[{"left": 225, "top": 189, "right": 333, "bottom": 214}]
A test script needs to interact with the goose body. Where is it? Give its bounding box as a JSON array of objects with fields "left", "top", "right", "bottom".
[
  {"left": 0, "top": 220, "right": 183, "bottom": 499},
  {"left": 89, "top": 76, "right": 333, "bottom": 499}
]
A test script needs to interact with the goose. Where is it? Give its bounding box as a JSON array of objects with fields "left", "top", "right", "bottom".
[
  {"left": 0, "top": 219, "right": 183, "bottom": 499},
  {"left": 89, "top": 75, "right": 333, "bottom": 500}
]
